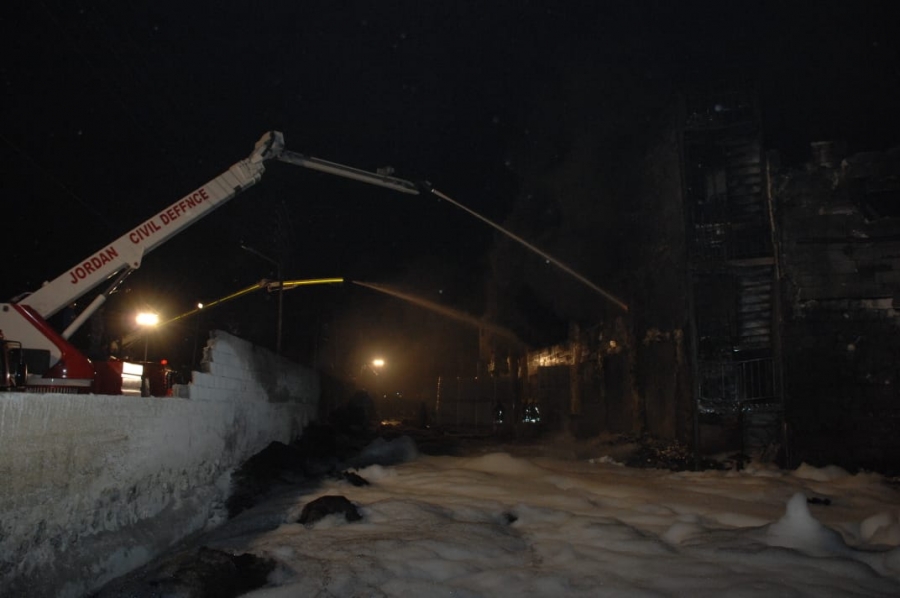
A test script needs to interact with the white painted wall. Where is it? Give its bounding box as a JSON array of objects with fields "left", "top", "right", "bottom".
[{"left": 0, "top": 331, "right": 318, "bottom": 598}]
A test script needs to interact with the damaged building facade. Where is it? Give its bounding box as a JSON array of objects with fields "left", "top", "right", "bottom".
[
  {"left": 489, "top": 82, "right": 900, "bottom": 473},
  {"left": 774, "top": 142, "right": 900, "bottom": 471}
]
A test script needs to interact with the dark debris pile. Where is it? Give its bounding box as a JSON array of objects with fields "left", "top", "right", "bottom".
[
  {"left": 226, "top": 421, "right": 378, "bottom": 518},
  {"left": 94, "top": 547, "right": 276, "bottom": 598},
  {"left": 616, "top": 434, "right": 728, "bottom": 471}
]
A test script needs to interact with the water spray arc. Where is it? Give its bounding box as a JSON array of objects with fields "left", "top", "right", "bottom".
[
  {"left": 275, "top": 138, "right": 627, "bottom": 312},
  {"left": 352, "top": 281, "right": 525, "bottom": 347},
  {"left": 425, "top": 187, "right": 629, "bottom": 312}
]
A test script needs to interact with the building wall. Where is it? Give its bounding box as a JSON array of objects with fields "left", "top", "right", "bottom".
[
  {"left": 524, "top": 320, "right": 690, "bottom": 442},
  {"left": 776, "top": 147, "right": 900, "bottom": 472},
  {"left": 516, "top": 116, "right": 695, "bottom": 444},
  {"left": 0, "top": 330, "right": 319, "bottom": 598}
]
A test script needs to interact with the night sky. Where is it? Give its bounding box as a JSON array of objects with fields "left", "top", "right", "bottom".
[{"left": 2, "top": 1, "right": 898, "bottom": 391}]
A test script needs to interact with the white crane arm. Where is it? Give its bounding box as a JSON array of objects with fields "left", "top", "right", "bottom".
[{"left": 21, "top": 132, "right": 285, "bottom": 320}]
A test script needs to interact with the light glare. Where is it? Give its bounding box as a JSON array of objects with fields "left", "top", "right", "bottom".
[{"left": 136, "top": 312, "right": 160, "bottom": 327}]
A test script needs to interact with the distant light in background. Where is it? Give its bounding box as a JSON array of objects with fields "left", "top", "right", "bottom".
[{"left": 372, "top": 358, "right": 385, "bottom": 368}]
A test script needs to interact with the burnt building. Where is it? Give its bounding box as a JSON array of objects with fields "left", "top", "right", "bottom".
[
  {"left": 681, "top": 83, "right": 782, "bottom": 459},
  {"left": 490, "top": 79, "right": 900, "bottom": 473},
  {"left": 773, "top": 143, "right": 900, "bottom": 472}
]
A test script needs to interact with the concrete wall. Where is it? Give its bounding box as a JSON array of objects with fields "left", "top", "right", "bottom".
[{"left": 0, "top": 330, "right": 319, "bottom": 598}]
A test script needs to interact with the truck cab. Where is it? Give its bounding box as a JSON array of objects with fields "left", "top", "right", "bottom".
[{"left": 0, "top": 336, "right": 28, "bottom": 391}]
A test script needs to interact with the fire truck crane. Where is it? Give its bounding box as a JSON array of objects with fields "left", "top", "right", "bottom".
[{"left": 0, "top": 132, "right": 419, "bottom": 393}]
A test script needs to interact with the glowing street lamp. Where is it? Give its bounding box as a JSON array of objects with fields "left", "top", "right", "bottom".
[
  {"left": 136, "top": 311, "right": 159, "bottom": 397},
  {"left": 371, "top": 358, "right": 385, "bottom": 399},
  {"left": 136, "top": 312, "right": 160, "bottom": 327},
  {"left": 136, "top": 312, "right": 159, "bottom": 362}
]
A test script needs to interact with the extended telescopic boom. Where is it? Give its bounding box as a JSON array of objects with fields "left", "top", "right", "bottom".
[{"left": 1, "top": 129, "right": 624, "bottom": 392}]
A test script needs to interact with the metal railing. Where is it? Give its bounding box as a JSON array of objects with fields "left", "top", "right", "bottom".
[{"left": 698, "top": 357, "right": 777, "bottom": 414}]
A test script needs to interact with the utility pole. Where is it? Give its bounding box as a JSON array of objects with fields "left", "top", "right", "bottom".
[{"left": 241, "top": 244, "right": 283, "bottom": 354}]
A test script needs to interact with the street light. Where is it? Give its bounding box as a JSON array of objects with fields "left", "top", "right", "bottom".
[
  {"left": 135, "top": 312, "right": 159, "bottom": 362},
  {"left": 136, "top": 311, "right": 159, "bottom": 397},
  {"left": 241, "top": 243, "right": 283, "bottom": 355},
  {"left": 192, "top": 303, "right": 204, "bottom": 369},
  {"left": 371, "top": 358, "right": 385, "bottom": 400}
]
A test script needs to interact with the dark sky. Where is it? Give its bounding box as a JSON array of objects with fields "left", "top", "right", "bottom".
[{"left": 2, "top": 1, "right": 898, "bottom": 381}]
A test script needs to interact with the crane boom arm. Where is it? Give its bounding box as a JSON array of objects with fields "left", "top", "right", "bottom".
[
  {"left": 20, "top": 132, "right": 285, "bottom": 319},
  {"left": 0, "top": 130, "right": 428, "bottom": 389},
  {"left": 276, "top": 152, "right": 420, "bottom": 195}
]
